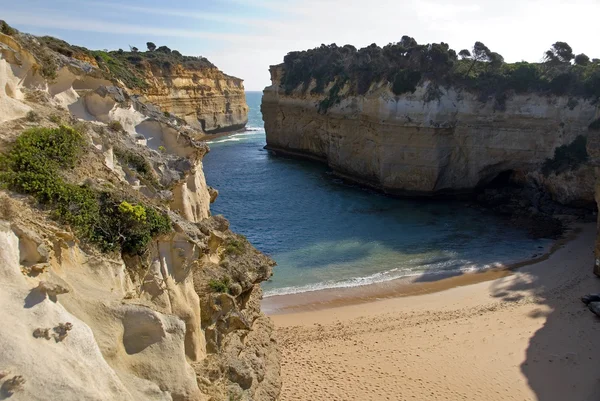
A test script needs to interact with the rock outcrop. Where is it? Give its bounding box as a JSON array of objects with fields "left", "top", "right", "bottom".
[
  {"left": 140, "top": 65, "right": 248, "bottom": 133},
  {"left": 0, "top": 26, "right": 279, "bottom": 401},
  {"left": 263, "top": 65, "right": 598, "bottom": 199}
]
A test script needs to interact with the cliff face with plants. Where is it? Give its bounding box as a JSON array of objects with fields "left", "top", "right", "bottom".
[
  {"left": 38, "top": 35, "right": 248, "bottom": 133},
  {"left": 263, "top": 39, "right": 599, "bottom": 198},
  {"left": 0, "top": 22, "right": 279, "bottom": 401}
]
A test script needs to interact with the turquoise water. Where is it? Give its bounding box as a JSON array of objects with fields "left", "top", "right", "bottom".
[{"left": 203, "top": 92, "right": 550, "bottom": 296}]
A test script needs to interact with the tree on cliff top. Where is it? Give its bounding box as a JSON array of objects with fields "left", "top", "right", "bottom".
[
  {"left": 466, "top": 41, "right": 492, "bottom": 76},
  {"left": 458, "top": 49, "right": 471, "bottom": 59},
  {"left": 146, "top": 42, "right": 156, "bottom": 52},
  {"left": 575, "top": 53, "right": 590, "bottom": 66},
  {"left": 544, "top": 42, "right": 574, "bottom": 64}
]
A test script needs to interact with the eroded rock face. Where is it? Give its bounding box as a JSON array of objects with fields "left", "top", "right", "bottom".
[
  {"left": 140, "top": 65, "right": 248, "bottom": 133},
  {"left": 0, "top": 29, "right": 280, "bottom": 401},
  {"left": 262, "top": 66, "right": 597, "bottom": 198}
]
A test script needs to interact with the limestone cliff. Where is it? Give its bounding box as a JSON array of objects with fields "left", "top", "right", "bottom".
[
  {"left": 263, "top": 65, "right": 598, "bottom": 200},
  {"left": 21, "top": 31, "right": 248, "bottom": 134},
  {"left": 139, "top": 64, "right": 248, "bottom": 133},
  {"left": 0, "top": 25, "right": 279, "bottom": 401}
]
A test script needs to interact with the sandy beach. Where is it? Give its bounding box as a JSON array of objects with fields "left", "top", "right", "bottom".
[{"left": 270, "top": 223, "right": 600, "bottom": 401}]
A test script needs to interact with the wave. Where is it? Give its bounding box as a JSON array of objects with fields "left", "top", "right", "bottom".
[
  {"left": 262, "top": 259, "right": 511, "bottom": 297},
  {"left": 208, "top": 138, "right": 243, "bottom": 144},
  {"left": 207, "top": 128, "right": 265, "bottom": 144}
]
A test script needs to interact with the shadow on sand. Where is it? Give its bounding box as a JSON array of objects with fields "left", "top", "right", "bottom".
[{"left": 489, "top": 225, "right": 600, "bottom": 401}]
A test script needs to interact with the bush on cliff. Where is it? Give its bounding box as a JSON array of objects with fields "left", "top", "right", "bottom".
[
  {"left": 281, "top": 38, "right": 600, "bottom": 112},
  {"left": 0, "top": 126, "right": 171, "bottom": 255},
  {"left": 541, "top": 135, "right": 589, "bottom": 176}
]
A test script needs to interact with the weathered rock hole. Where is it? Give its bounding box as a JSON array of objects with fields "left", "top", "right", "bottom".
[{"left": 122, "top": 309, "right": 166, "bottom": 354}]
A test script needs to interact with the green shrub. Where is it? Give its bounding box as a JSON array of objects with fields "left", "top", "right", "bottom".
[
  {"left": 48, "top": 114, "right": 62, "bottom": 124},
  {"left": 209, "top": 277, "right": 231, "bottom": 293},
  {"left": 1, "top": 20, "right": 16, "bottom": 36},
  {"left": 25, "top": 110, "right": 40, "bottom": 122},
  {"left": 224, "top": 237, "right": 245, "bottom": 256},
  {"left": 279, "top": 40, "right": 600, "bottom": 109},
  {"left": 0, "top": 125, "right": 171, "bottom": 255},
  {"left": 113, "top": 147, "right": 157, "bottom": 185},
  {"left": 108, "top": 120, "right": 123, "bottom": 132},
  {"left": 542, "top": 135, "right": 588, "bottom": 176},
  {"left": 392, "top": 70, "right": 422, "bottom": 95}
]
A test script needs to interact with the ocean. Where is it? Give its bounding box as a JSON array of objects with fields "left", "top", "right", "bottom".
[{"left": 203, "top": 91, "right": 550, "bottom": 297}]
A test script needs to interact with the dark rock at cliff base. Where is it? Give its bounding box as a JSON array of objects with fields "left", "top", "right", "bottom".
[
  {"left": 588, "top": 302, "right": 600, "bottom": 317},
  {"left": 582, "top": 294, "right": 600, "bottom": 305}
]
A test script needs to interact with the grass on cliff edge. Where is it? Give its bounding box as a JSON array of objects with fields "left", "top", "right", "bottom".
[{"left": 0, "top": 125, "right": 171, "bottom": 255}]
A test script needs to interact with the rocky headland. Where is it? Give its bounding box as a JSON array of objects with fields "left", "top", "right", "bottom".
[
  {"left": 262, "top": 39, "right": 600, "bottom": 255},
  {"left": 0, "top": 22, "right": 279, "bottom": 401}
]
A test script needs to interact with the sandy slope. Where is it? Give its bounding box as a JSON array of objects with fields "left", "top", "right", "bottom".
[{"left": 271, "top": 223, "right": 600, "bottom": 401}]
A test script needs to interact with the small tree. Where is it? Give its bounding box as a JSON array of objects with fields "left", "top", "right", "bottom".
[
  {"left": 574, "top": 53, "right": 590, "bottom": 66},
  {"left": 399, "top": 35, "right": 417, "bottom": 49},
  {"left": 466, "top": 41, "right": 491, "bottom": 76},
  {"left": 156, "top": 46, "right": 171, "bottom": 53},
  {"left": 146, "top": 42, "right": 156, "bottom": 52},
  {"left": 544, "top": 42, "right": 574, "bottom": 64},
  {"left": 488, "top": 52, "right": 504, "bottom": 70},
  {"left": 458, "top": 49, "right": 471, "bottom": 60},
  {"left": 130, "top": 46, "right": 139, "bottom": 53}
]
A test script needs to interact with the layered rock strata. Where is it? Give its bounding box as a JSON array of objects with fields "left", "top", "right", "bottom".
[{"left": 263, "top": 66, "right": 598, "bottom": 198}]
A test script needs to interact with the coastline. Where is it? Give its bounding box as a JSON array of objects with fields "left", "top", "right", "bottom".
[
  {"left": 262, "top": 227, "right": 574, "bottom": 315},
  {"left": 271, "top": 223, "right": 600, "bottom": 400}
]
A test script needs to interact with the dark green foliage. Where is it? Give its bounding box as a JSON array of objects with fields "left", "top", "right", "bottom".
[
  {"left": 0, "top": 20, "right": 16, "bottom": 36},
  {"left": 156, "top": 46, "right": 171, "bottom": 53},
  {"left": 94, "top": 196, "right": 171, "bottom": 254},
  {"left": 318, "top": 79, "right": 345, "bottom": 113},
  {"left": 209, "top": 277, "right": 231, "bottom": 293},
  {"left": 280, "top": 39, "right": 600, "bottom": 114},
  {"left": 25, "top": 110, "right": 39, "bottom": 122},
  {"left": 108, "top": 120, "right": 123, "bottom": 131},
  {"left": 392, "top": 70, "right": 422, "bottom": 95},
  {"left": 0, "top": 126, "right": 171, "bottom": 255},
  {"left": 146, "top": 42, "right": 156, "bottom": 52},
  {"left": 458, "top": 49, "right": 471, "bottom": 59},
  {"left": 113, "top": 147, "right": 157, "bottom": 185},
  {"left": 92, "top": 51, "right": 149, "bottom": 89},
  {"left": 575, "top": 53, "right": 590, "bottom": 66},
  {"left": 224, "top": 237, "right": 245, "bottom": 256},
  {"left": 48, "top": 114, "right": 62, "bottom": 124},
  {"left": 542, "top": 135, "right": 588, "bottom": 175},
  {"left": 545, "top": 42, "right": 574, "bottom": 64}
]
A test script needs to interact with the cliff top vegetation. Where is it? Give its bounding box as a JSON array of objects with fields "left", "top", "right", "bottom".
[
  {"left": 1, "top": 20, "right": 217, "bottom": 89},
  {"left": 278, "top": 36, "right": 600, "bottom": 111}
]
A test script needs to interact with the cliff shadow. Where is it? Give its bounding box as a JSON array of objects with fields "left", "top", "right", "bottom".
[{"left": 488, "top": 225, "right": 600, "bottom": 401}]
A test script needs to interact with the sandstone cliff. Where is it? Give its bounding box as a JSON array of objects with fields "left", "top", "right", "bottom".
[
  {"left": 0, "top": 25, "right": 279, "bottom": 401},
  {"left": 33, "top": 33, "right": 248, "bottom": 133},
  {"left": 263, "top": 65, "right": 598, "bottom": 200},
  {"left": 140, "top": 64, "right": 248, "bottom": 133}
]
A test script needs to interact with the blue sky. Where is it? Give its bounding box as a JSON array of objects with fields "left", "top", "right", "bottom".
[{"left": 2, "top": 0, "right": 599, "bottom": 90}]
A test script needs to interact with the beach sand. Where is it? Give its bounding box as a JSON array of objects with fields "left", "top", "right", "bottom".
[{"left": 270, "top": 223, "right": 600, "bottom": 401}]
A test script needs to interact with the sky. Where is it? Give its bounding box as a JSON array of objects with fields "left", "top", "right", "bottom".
[{"left": 2, "top": 0, "right": 599, "bottom": 90}]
